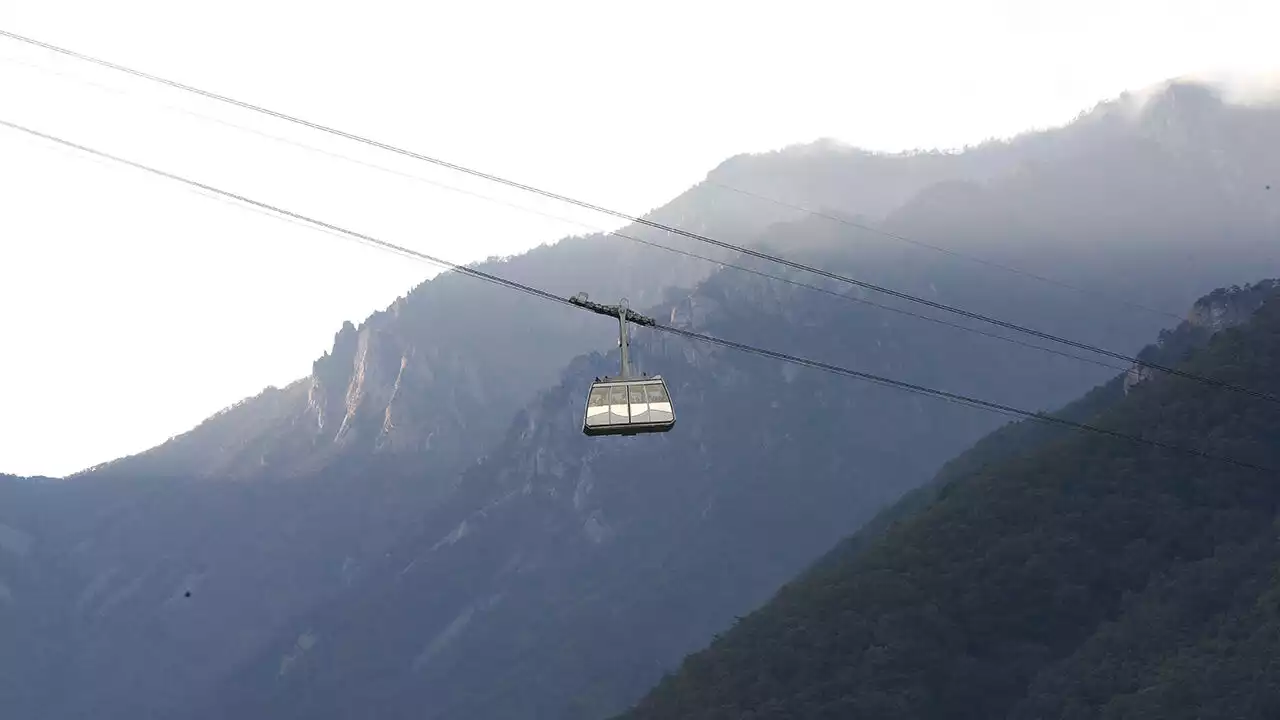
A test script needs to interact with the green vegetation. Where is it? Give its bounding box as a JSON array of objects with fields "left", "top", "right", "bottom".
[{"left": 619, "top": 293, "right": 1280, "bottom": 720}]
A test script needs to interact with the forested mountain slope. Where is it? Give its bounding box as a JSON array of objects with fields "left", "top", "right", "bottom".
[{"left": 619, "top": 281, "right": 1280, "bottom": 720}]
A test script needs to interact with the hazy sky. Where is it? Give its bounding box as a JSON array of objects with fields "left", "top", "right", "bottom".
[{"left": 0, "top": 0, "right": 1276, "bottom": 477}]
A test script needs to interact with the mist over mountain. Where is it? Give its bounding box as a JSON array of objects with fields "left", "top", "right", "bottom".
[{"left": 2, "top": 78, "right": 1279, "bottom": 719}]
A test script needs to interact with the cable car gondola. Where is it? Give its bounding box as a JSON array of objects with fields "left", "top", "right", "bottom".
[
  {"left": 570, "top": 294, "right": 676, "bottom": 437},
  {"left": 583, "top": 375, "right": 674, "bottom": 436}
]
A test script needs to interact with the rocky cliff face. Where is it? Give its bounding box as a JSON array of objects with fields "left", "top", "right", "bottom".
[
  {"left": 1187, "top": 279, "right": 1280, "bottom": 332},
  {"left": 1125, "top": 278, "right": 1280, "bottom": 394},
  {"left": 198, "top": 258, "right": 1011, "bottom": 720},
  {"left": 78, "top": 136, "right": 1002, "bottom": 486}
]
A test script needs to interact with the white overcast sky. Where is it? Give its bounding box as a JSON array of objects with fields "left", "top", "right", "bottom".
[{"left": 0, "top": 0, "right": 1276, "bottom": 477}]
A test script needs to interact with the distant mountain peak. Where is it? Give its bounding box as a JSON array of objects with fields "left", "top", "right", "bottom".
[
  {"left": 1090, "top": 75, "right": 1270, "bottom": 127},
  {"left": 1188, "top": 278, "right": 1280, "bottom": 331}
]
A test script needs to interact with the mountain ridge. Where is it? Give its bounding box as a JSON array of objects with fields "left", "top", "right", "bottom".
[
  {"left": 63, "top": 75, "right": 1279, "bottom": 487},
  {"left": 4, "top": 75, "right": 1280, "bottom": 720}
]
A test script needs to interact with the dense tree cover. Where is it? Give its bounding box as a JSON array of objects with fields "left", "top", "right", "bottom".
[{"left": 619, "top": 293, "right": 1280, "bottom": 720}]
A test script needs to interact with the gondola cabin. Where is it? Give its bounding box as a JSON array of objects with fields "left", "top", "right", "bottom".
[{"left": 583, "top": 376, "right": 675, "bottom": 436}]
